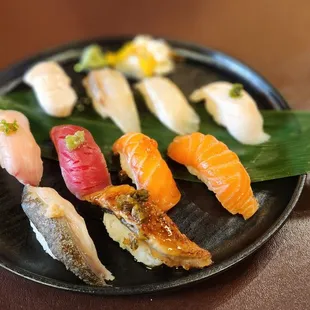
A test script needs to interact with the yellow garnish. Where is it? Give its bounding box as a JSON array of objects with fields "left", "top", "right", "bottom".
[
  {"left": 115, "top": 42, "right": 158, "bottom": 76},
  {"left": 65, "top": 131, "right": 85, "bottom": 151},
  {"left": 0, "top": 119, "right": 19, "bottom": 135}
]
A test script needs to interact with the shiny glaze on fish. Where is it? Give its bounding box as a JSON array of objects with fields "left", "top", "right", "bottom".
[{"left": 85, "top": 185, "right": 212, "bottom": 270}]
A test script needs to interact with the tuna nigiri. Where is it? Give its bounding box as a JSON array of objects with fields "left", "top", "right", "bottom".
[
  {"left": 85, "top": 185, "right": 212, "bottom": 270},
  {"left": 50, "top": 125, "right": 111, "bottom": 199},
  {"left": 0, "top": 110, "right": 43, "bottom": 185},
  {"left": 136, "top": 77, "right": 200, "bottom": 134},
  {"left": 22, "top": 185, "right": 114, "bottom": 285},
  {"left": 190, "top": 82, "right": 270, "bottom": 145},
  {"left": 83, "top": 68, "right": 141, "bottom": 133},
  {"left": 24, "top": 61, "right": 77, "bottom": 118},
  {"left": 112, "top": 133, "right": 181, "bottom": 212},
  {"left": 168, "top": 133, "right": 259, "bottom": 219}
]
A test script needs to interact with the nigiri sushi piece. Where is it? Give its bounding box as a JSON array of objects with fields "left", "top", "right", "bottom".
[
  {"left": 50, "top": 125, "right": 111, "bottom": 199},
  {"left": 24, "top": 61, "right": 77, "bottom": 117},
  {"left": 190, "top": 82, "right": 270, "bottom": 145},
  {"left": 112, "top": 133, "right": 181, "bottom": 212},
  {"left": 114, "top": 35, "right": 175, "bottom": 79},
  {"left": 85, "top": 186, "right": 212, "bottom": 270},
  {"left": 83, "top": 68, "right": 141, "bottom": 133},
  {"left": 22, "top": 185, "right": 114, "bottom": 285},
  {"left": 136, "top": 77, "right": 200, "bottom": 134},
  {"left": 168, "top": 133, "right": 259, "bottom": 219},
  {"left": 103, "top": 213, "right": 162, "bottom": 267},
  {"left": 0, "top": 110, "right": 43, "bottom": 185}
]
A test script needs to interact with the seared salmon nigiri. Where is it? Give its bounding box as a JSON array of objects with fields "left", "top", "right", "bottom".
[
  {"left": 112, "top": 133, "right": 181, "bottom": 212},
  {"left": 168, "top": 133, "right": 259, "bottom": 219},
  {"left": 0, "top": 110, "right": 43, "bottom": 185},
  {"left": 50, "top": 125, "right": 111, "bottom": 199},
  {"left": 85, "top": 185, "right": 212, "bottom": 270},
  {"left": 22, "top": 185, "right": 114, "bottom": 285}
]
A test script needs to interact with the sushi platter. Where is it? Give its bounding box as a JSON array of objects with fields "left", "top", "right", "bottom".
[{"left": 0, "top": 36, "right": 306, "bottom": 294}]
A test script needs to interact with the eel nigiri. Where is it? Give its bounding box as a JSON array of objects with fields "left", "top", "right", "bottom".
[
  {"left": 168, "top": 133, "right": 259, "bottom": 219},
  {"left": 85, "top": 186, "right": 212, "bottom": 270},
  {"left": 112, "top": 133, "right": 181, "bottom": 212},
  {"left": 0, "top": 110, "right": 43, "bottom": 185},
  {"left": 136, "top": 77, "right": 200, "bottom": 134},
  {"left": 22, "top": 185, "right": 114, "bottom": 285},
  {"left": 24, "top": 61, "right": 77, "bottom": 118},
  {"left": 50, "top": 125, "right": 111, "bottom": 199},
  {"left": 190, "top": 82, "right": 270, "bottom": 145},
  {"left": 83, "top": 68, "right": 141, "bottom": 133}
]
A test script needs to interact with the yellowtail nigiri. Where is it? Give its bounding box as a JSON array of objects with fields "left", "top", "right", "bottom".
[{"left": 0, "top": 110, "right": 43, "bottom": 185}]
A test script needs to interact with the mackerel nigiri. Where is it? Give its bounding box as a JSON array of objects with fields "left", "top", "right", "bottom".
[
  {"left": 0, "top": 110, "right": 43, "bottom": 185},
  {"left": 168, "top": 133, "right": 259, "bottom": 219},
  {"left": 85, "top": 185, "right": 212, "bottom": 270},
  {"left": 24, "top": 61, "right": 77, "bottom": 117},
  {"left": 50, "top": 125, "right": 111, "bottom": 199},
  {"left": 136, "top": 77, "right": 200, "bottom": 134},
  {"left": 112, "top": 133, "right": 181, "bottom": 212},
  {"left": 22, "top": 185, "right": 114, "bottom": 285},
  {"left": 83, "top": 68, "right": 141, "bottom": 133}
]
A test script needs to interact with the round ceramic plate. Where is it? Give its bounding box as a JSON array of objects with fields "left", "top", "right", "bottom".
[{"left": 0, "top": 36, "right": 306, "bottom": 295}]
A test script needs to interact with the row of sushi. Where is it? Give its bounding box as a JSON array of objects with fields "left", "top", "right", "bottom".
[
  {"left": 24, "top": 37, "right": 269, "bottom": 146},
  {"left": 0, "top": 109, "right": 258, "bottom": 286}
]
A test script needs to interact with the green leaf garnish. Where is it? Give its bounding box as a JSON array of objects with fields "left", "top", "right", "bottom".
[
  {"left": 65, "top": 131, "right": 85, "bottom": 151},
  {"left": 0, "top": 119, "right": 19, "bottom": 135},
  {"left": 2, "top": 91, "right": 310, "bottom": 183},
  {"left": 74, "top": 45, "right": 108, "bottom": 72},
  {"left": 229, "top": 83, "right": 244, "bottom": 98}
]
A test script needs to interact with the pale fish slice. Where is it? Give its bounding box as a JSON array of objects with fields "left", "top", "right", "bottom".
[
  {"left": 0, "top": 110, "right": 43, "bottom": 186},
  {"left": 23, "top": 61, "right": 77, "bottom": 118},
  {"left": 83, "top": 68, "right": 141, "bottom": 133},
  {"left": 135, "top": 77, "right": 200, "bottom": 135},
  {"left": 190, "top": 81, "right": 270, "bottom": 145}
]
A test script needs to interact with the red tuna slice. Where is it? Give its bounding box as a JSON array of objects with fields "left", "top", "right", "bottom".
[{"left": 50, "top": 125, "right": 111, "bottom": 199}]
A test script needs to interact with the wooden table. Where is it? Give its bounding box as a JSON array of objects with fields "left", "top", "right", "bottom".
[{"left": 1, "top": 1, "right": 310, "bottom": 309}]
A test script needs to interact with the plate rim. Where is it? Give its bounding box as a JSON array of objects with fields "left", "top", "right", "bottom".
[{"left": 0, "top": 36, "right": 306, "bottom": 295}]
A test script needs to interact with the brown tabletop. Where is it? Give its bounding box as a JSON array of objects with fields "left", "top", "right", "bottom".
[{"left": 1, "top": 1, "right": 310, "bottom": 309}]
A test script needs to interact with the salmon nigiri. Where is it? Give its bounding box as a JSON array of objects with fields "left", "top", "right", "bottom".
[
  {"left": 0, "top": 110, "right": 43, "bottom": 185},
  {"left": 168, "top": 133, "right": 258, "bottom": 219},
  {"left": 50, "top": 125, "right": 111, "bottom": 199},
  {"left": 112, "top": 133, "right": 181, "bottom": 212}
]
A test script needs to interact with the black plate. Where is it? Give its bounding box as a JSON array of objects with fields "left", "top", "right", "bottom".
[{"left": 0, "top": 36, "right": 306, "bottom": 295}]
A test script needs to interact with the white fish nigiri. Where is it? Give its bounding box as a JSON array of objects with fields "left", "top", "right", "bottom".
[
  {"left": 0, "top": 110, "right": 43, "bottom": 185},
  {"left": 83, "top": 68, "right": 141, "bottom": 133},
  {"left": 24, "top": 61, "right": 77, "bottom": 117},
  {"left": 190, "top": 81, "right": 270, "bottom": 145},
  {"left": 22, "top": 185, "right": 114, "bottom": 286},
  {"left": 136, "top": 77, "right": 200, "bottom": 135},
  {"left": 115, "top": 35, "right": 175, "bottom": 79}
]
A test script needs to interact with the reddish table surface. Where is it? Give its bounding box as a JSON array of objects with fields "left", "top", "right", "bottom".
[{"left": 1, "top": 1, "right": 310, "bottom": 309}]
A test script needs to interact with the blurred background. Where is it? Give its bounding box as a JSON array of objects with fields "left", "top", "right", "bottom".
[{"left": 1, "top": 0, "right": 310, "bottom": 109}]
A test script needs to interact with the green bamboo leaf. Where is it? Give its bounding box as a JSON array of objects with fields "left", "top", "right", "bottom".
[{"left": 0, "top": 91, "right": 310, "bottom": 183}]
